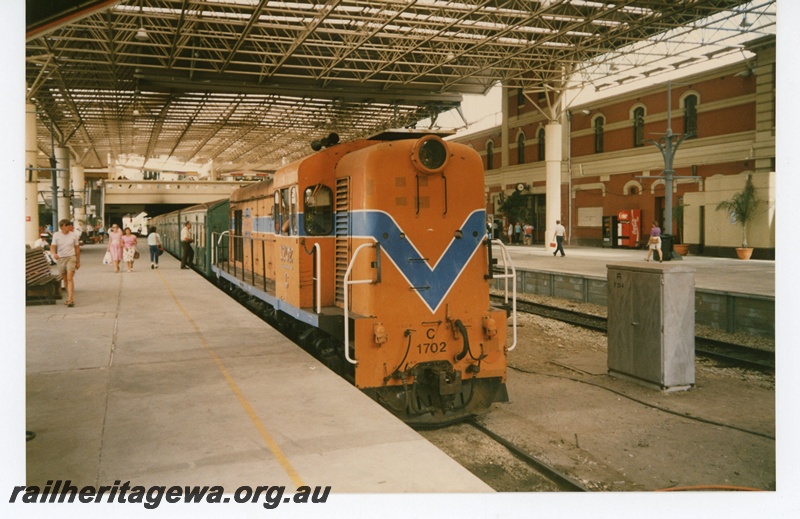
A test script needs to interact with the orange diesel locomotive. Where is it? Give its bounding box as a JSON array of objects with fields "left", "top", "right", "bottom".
[{"left": 212, "top": 132, "right": 516, "bottom": 427}]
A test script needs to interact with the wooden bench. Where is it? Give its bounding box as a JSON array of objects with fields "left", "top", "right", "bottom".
[{"left": 26, "top": 248, "right": 62, "bottom": 305}]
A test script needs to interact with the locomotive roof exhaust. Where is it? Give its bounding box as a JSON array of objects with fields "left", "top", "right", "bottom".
[{"left": 310, "top": 132, "right": 340, "bottom": 151}]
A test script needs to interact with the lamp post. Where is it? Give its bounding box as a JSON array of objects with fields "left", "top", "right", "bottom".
[{"left": 646, "top": 81, "right": 693, "bottom": 258}]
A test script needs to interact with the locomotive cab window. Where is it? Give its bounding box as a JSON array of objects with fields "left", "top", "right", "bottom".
[
  {"left": 274, "top": 188, "right": 297, "bottom": 235},
  {"left": 273, "top": 191, "right": 282, "bottom": 234},
  {"left": 290, "top": 186, "right": 298, "bottom": 235},
  {"left": 304, "top": 184, "right": 333, "bottom": 235},
  {"left": 281, "top": 189, "right": 290, "bottom": 234}
]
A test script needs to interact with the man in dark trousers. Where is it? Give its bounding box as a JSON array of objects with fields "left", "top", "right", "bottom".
[
  {"left": 552, "top": 219, "right": 567, "bottom": 257},
  {"left": 180, "top": 221, "right": 194, "bottom": 269}
]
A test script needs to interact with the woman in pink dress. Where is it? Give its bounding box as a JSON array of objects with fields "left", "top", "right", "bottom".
[
  {"left": 106, "top": 224, "right": 123, "bottom": 272},
  {"left": 121, "top": 227, "right": 138, "bottom": 272}
]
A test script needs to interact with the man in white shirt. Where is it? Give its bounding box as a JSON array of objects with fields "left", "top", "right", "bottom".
[
  {"left": 180, "top": 221, "right": 195, "bottom": 269},
  {"left": 552, "top": 220, "right": 567, "bottom": 257},
  {"left": 50, "top": 219, "right": 81, "bottom": 306}
]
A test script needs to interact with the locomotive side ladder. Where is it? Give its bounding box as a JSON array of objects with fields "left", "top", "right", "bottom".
[{"left": 335, "top": 177, "right": 351, "bottom": 305}]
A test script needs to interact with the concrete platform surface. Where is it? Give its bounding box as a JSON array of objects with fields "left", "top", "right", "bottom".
[
  {"left": 500, "top": 244, "right": 774, "bottom": 298},
  {"left": 24, "top": 244, "right": 492, "bottom": 493}
]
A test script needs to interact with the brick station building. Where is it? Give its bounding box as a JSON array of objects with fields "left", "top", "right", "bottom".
[{"left": 456, "top": 35, "right": 775, "bottom": 259}]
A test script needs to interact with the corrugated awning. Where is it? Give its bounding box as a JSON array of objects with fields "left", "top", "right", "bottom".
[{"left": 26, "top": 0, "right": 775, "bottom": 173}]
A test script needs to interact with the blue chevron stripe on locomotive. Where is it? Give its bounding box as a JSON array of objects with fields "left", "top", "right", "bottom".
[{"left": 349, "top": 210, "right": 487, "bottom": 313}]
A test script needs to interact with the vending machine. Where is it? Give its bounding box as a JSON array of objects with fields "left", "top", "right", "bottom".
[
  {"left": 616, "top": 209, "right": 641, "bottom": 248},
  {"left": 602, "top": 215, "right": 618, "bottom": 248}
]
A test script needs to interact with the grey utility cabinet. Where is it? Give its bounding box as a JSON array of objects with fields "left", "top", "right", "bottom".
[{"left": 606, "top": 263, "right": 696, "bottom": 391}]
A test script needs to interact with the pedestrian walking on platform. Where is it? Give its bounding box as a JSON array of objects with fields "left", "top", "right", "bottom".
[
  {"left": 147, "top": 226, "right": 163, "bottom": 269},
  {"left": 107, "top": 224, "right": 123, "bottom": 272},
  {"left": 507, "top": 222, "right": 513, "bottom": 244},
  {"left": 51, "top": 219, "right": 80, "bottom": 307},
  {"left": 645, "top": 221, "right": 663, "bottom": 263},
  {"left": 552, "top": 220, "right": 567, "bottom": 257},
  {"left": 122, "top": 227, "right": 138, "bottom": 272},
  {"left": 180, "top": 221, "right": 195, "bottom": 269}
]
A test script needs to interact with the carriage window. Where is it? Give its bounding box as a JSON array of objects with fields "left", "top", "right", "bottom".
[{"left": 304, "top": 184, "right": 333, "bottom": 235}]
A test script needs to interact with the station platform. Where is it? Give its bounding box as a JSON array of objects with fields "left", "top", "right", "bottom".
[
  {"left": 24, "top": 244, "right": 492, "bottom": 494},
  {"left": 500, "top": 243, "right": 774, "bottom": 298}
]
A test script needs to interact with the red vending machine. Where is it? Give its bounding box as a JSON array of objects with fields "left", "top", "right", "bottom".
[{"left": 616, "top": 209, "right": 641, "bottom": 248}]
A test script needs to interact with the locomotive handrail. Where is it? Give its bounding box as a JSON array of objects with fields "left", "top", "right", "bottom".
[
  {"left": 301, "top": 240, "right": 323, "bottom": 314},
  {"left": 343, "top": 242, "right": 377, "bottom": 365},
  {"left": 313, "top": 242, "right": 321, "bottom": 314},
  {"left": 491, "top": 239, "right": 517, "bottom": 351}
]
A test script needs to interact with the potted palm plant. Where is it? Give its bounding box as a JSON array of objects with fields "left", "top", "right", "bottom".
[{"left": 715, "top": 174, "right": 760, "bottom": 260}]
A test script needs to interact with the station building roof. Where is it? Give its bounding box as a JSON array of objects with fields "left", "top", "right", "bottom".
[{"left": 25, "top": 0, "right": 775, "bottom": 174}]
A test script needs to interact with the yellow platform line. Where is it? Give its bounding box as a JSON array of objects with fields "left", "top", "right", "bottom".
[{"left": 158, "top": 270, "right": 305, "bottom": 488}]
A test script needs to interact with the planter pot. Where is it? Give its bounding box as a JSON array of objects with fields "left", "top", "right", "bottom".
[
  {"left": 673, "top": 244, "right": 689, "bottom": 256},
  {"left": 736, "top": 247, "right": 754, "bottom": 260}
]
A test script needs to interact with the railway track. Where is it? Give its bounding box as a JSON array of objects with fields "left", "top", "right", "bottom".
[
  {"left": 465, "top": 420, "right": 589, "bottom": 492},
  {"left": 491, "top": 295, "right": 774, "bottom": 371}
]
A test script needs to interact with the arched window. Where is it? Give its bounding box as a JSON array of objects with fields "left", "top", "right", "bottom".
[
  {"left": 537, "top": 127, "right": 545, "bottom": 161},
  {"left": 684, "top": 94, "right": 698, "bottom": 138},
  {"left": 594, "top": 116, "right": 604, "bottom": 153},
  {"left": 486, "top": 141, "right": 494, "bottom": 170},
  {"left": 517, "top": 132, "right": 526, "bottom": 165},
  {"left": 633, "top": 106, "right": 645, "bottom": 147}
]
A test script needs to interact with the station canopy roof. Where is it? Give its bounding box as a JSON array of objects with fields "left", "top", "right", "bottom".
[{"left": 26, "top": 0, "right": 775, "bottom": 174}]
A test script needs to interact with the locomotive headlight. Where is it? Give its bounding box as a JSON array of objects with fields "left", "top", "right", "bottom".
[{"left": 411, "top": 135, "right": 449, "bottom": 174}]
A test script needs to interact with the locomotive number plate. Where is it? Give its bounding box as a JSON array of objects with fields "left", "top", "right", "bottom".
[{"left": 416, "top": 342, "right": 448, "bottom": 354}]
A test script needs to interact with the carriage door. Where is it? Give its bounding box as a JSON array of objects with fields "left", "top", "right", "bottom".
[{"left": 233, "top": 209, "right": 243, "bottom": 263}]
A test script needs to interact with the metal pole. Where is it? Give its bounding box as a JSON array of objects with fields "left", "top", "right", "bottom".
[
  {"left": 647, "top": 80, "right": 692, "bottom": 260},
  {"left": 49, "top": 119, "right": 58, "bottom": 229},
  {"left": 664, "top": 80, "right": 674, "bottom": 238},
  {"left": 566, "top": 110, "right": 573, "bottom": 245}
]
